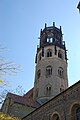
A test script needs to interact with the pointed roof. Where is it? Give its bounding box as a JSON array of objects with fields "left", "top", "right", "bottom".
[{"left": 6, "top": 88, "right": 40, "bottom": 108}]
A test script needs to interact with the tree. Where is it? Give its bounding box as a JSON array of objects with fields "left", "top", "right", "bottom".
[
  {"left": 0, "top": 112, "right": 20, "bottom": 120},
  {"left": 0, "top": 46, "right": 21, "bottom": 105}
]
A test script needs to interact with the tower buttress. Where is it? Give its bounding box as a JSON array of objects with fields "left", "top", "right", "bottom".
[{"left": 33, "top": 23, "right": 68, "bottom": 104}]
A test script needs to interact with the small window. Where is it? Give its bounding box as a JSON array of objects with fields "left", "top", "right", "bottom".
[
  {"left": 47, "top": 49, "right": 52, "bottom": 57},
  {"left": 58, "top": 50, "right": 63, "bottom": 59},
  {"left": 56, "top": 116, "right": 60, "bottom": 120},
  {"left": 60, "top": 85, "right": 64, "bottom": 92},
  {"left": 52, "top": 114, "right": 60, "bottom": 120},
  {"left": 47, "top": 38, "right": 53, "bottom": 43},
  {"left": 46, "top": 86, "right": 51, "bottom": 96},
  {"left": 58, "top": 67, "right": 64, "bottom": 78},
  {"left": 37, "top": 69, "right": 41, "bottom": 79},
  {"left": 46, "top": 66, "right": 52, "bottom": 77}
]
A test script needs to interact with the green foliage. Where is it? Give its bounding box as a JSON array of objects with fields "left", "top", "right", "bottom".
[
  {"left": 0, "top": 80, "right": 4, "bottom": 84},
  {"left": 0, "top": 112, "right": 20, "bottom": 120}
]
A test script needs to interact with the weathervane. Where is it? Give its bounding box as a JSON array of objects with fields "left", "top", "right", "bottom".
[{"left": 77, "top": 1, "right": 80, "bottom": 13}]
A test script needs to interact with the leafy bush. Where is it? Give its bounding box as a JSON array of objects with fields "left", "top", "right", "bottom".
[{"left": 0, "top": 112, "right": 20, "bottom": 120}]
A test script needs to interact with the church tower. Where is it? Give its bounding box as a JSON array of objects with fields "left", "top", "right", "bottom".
[{"left": 33, "top": 23, "right": 68, "bottom": 104}]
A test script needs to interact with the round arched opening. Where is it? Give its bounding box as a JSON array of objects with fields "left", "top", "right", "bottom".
[
  {"left": 51, "top": 113, "right": 60, "bottom": 120},
  {"left": 71, "top": 104, "right": 80, "bottom": 120}
]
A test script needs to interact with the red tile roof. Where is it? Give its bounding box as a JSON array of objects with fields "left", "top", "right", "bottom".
[
  {"left": 23, "top": 88, "right": 33, "bottom": 99},
  {"left": 7, "top": 88, "right": 40, "bottom": 108}
]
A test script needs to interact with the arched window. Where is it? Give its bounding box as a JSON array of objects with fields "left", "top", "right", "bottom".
[
  {"left": 71, "top": 104, "right": 80, "bottom": 120},
  {"left": 47, "top": 38, "right": 53, "bottom": 43},
  {"left": 46, "top": 66, "right": 52, "bottom": 77},
  {"left": 37, "top": 69, "right": 41, "bottom": 79},
  {"left": 58, "top": 67, "right": 64, "bottom": 78},
  {"left": 58, "top": 50, "right": 63, "bottom": 59},
  {"left": 52, "top": 114, "right": 60, "bottom": 120},
  {"left": 76, "top": 107, "right": 80, "bottom": 120},
  {"left": 56, "top": 116, "right": 60, "bottom": 120},
  {"left": 47, "top": 49, "right": 52, "bottom": 57},
  {"left": 46, "top": 85, "right": 51, "bottom": 96}
]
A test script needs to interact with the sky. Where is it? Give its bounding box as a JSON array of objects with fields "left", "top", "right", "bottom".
[{"left": 0, "top": 0, "right": 80, "bottom": 94}]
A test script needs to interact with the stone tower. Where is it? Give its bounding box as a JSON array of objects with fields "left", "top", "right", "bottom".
[{"left": 33, "top": 23, "right": 68, "bottom": 104}]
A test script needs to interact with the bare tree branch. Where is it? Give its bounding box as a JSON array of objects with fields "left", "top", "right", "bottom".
[{"left": 0, "top": 46, "right": 22, "bottom": 105}]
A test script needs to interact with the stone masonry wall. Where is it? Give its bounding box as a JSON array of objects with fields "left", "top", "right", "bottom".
[{"left": 22, "top": 80, "right": 80, "bottom": 120}]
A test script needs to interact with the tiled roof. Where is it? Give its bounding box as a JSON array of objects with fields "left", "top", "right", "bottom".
[
  {"left": 7, "top": 88, "right": 40, "bottom": 108},
  {"left": 7, "top": 93, "right": 31, "bottom": 106},
  {"left": 23, "top": 88, "right": 33, "bottom": 99}
]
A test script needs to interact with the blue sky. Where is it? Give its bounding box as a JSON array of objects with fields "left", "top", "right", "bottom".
[{"left": 0, "top": 0, "right": 80, "bottom": 93}]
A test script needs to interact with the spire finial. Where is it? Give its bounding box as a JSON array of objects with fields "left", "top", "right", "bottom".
[
  {"left": 40, "top": 29, "right": 42, "bottom": 35},
  {"left": 53, "top": 22, "right": 55, "bottom": 27},
  {"left": 45, "top": 23, "right": 47, "bottom": 28},
  {"left": 60, "top": 26, "right": 62, "bottom": 32},
  {"left": 77, "top": 1, "right": 80, "bottom": 13}
]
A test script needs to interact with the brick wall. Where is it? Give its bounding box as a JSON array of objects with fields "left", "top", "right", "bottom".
[{"left": 22, "top": 80, "right": 80, "bottom": 120}]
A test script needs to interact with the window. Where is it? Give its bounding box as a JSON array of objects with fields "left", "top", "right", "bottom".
[
  {"left": 60, "top": 85, "right": 64, "bottom": 92},
  {"left": 71, "top": 104, "right": 80, "bottom": 120},
  {"left": 47, "top": 38, "right": 53, "bottom": 43},
  {"left": 56, "top": 116, "right": 60, "bottom": 120},
  {"left": 52, "top": 114, "right": 60, "bottom": 120},
  {"left": 46, "top": 85, "right": 51, "bottom": 96},
  {"left": 47, "top": 49, "right": 52, "bottom": 57},
  {"left": 76, "top": 107, "right": 80, "bottom": 120},
  {"left": 46, "top": 66, "right": 52, "bottom": 77},
  {"left": 58, "top": 50, "right": 63, "bottom": 59},
  {"left": 58, "top": 67, "right": 64, "bottom": 78},
  {"left": 37, "top": 69, "right": 41, "bottom": 79}
]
